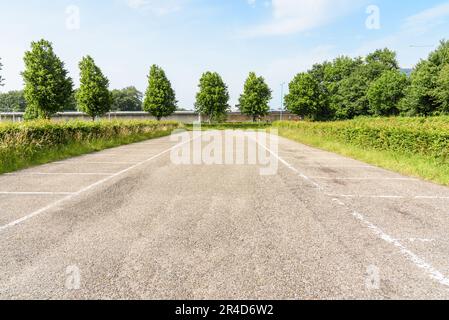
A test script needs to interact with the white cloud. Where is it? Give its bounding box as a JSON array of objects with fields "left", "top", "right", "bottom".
[
  {"left": 402, "top": 2, "right": 449, "bottom": 34},
  {"left": 245, "top": 0, "right": 365, "bottom": 37},
  {"left": 125, "top": 0, "right": 183, "bottom": 15}
]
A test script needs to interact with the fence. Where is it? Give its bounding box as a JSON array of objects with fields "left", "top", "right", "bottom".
[{"left": 0, "top": 111, "right": 301, "bottom": 123}]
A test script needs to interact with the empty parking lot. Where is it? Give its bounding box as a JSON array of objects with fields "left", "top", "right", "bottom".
[{"left": 1, "top": 130, "right": 449, "bottom": 299}]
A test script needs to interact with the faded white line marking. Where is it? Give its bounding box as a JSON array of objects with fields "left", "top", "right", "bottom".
[
  {"left": 5, "top": 173, "right": 113, "bottom": 176},
  {"left": 0, "top": 134, "right": 198, "bottom": 233},
  {"left": 327, "top": 194, "right": 449, "bottom": 200},
  {"left": 351, "top": 211, "right": 449, "bottom": 288},
  {"left": 254, "top": 136, "right": 323, "bottom": 190},
  {"left": 263, "top": 133, "right": 449, "bottom": 290},
  {"left": 312, "top": 177, "right": 418, "bottom": 181},
  {"left": 0, "top": 192, "right": 74, "bottom": 195},
  {"left": 54, "top": 161, "right": 138, "bottom": 165}
]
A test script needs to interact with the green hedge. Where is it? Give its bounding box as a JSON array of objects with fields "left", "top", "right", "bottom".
[
  {"left": 0, "top": 120, "right": 181, "bottom": 173},
  {"left": 273, "top": 117, "right": 449, "bottom": 161}
]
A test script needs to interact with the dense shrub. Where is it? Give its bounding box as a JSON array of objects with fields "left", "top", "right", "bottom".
[
  {"left": 0, "top": 120, "right": 180, "bottom": 173},
  {"left": 274, "top": 117, "right": 449, "bottom": 161}
]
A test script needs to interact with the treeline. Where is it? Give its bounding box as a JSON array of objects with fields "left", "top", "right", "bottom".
[
  {"left": 285, "top": 40, "right": 449, "bottom": 120},
  {"left": 0, "top": 87, "right": 143, "bottom": 113},
  {"left": 2, "top": 38, "right": 448, "bottom": 122},
  {"left": 0, "top": 39, "right": 272, "bottom": 122}
]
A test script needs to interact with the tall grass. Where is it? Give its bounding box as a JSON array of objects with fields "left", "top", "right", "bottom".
[{"left": 0, "top": 120, "right": 181, "bottom": 174}]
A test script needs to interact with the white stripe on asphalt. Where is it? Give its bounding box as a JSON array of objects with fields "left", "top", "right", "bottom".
[
  {"left": 54, "top": 161, "right": 138, "bottom": 165},
  {"left": 0, "top": 192, "right": 75, "bottom": 195},
  {"left": 257, "top": 134, "right": 449, "bottom": 290},
  {"left": 311, "top": 177, "right": 418, "bottom": 181},
  {"left": 326, "top": 194, "right": 449, "bottom": 200},
  {"left": 0, "top": 134, "right": 198, "bottom": 233},
  {"left": 5, "top": 173, "right": 113, "bottom": 176}
]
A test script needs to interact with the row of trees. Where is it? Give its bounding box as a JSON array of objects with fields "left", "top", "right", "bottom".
[
  {"left": 0, "top": 39, "right": 273, "bottom": 122},
  {"left": 0, "top": 87, "right": 144, "bottom": 113},
  {"left": 285, "top": 40, "right": 449, "bottom": 120}
]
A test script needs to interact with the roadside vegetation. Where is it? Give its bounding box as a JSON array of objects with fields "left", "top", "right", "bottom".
[
  {"left": 0, "top": 120, "right": 180, "bottom": 174},
  {"left": 274, "top": 117, "right": 449, "bottom": 186}
]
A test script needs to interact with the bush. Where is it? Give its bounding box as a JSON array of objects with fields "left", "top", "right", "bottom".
[
  {"left": 273, "top": 117, "right": 449, "bottom": 161},
  {"left": 0, "top": 120, "right": 180, "bottom": 173}
]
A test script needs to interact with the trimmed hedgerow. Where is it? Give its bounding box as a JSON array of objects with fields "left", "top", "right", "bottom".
[
  {"left": 273, "top": 117, "right": 449, "bottom": 161},
  {"left": 0, "top": 120, "right": 181, "bottom": 173}
]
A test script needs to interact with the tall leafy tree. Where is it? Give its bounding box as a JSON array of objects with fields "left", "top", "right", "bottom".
[
  {"left": 285, "top": 73, "right": 327, "bottom": 120},
  {"left": 0, "top": 90, "right": 26, "bottom": 112},
  {"left": 0, "top": 57, "right": 4, "bottom": 87},
  {"left": 22, "top": 39, "right": 73, "bottom": 119},
  {"left": 239, "top": 72, "right": 272, "bottom": 122},
  {"left": 143, "top": 65, "right": 177, "bottom": 120},
  {"left": 436, "top": 64, "right": 449, "bottom": 114},
  {"left": 111, "top": 86, "right": 143, "bottom": 111},
  {"left": 76, "top": 55, "right": 112, "bottom": 120},
  {"left": 367, "top": 70, "right": 408, "bottom": 116},
  {"left": 402, "top": 41, "right": 449, "bottom": 116},
  {"left": 195, "top": 72, "right": 230, "bottom": 123}
]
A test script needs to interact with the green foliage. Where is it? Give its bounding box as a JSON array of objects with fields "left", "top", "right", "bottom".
[
  {"left": 274, "top": 117, "right": 449, "bottom": 162},
  {"left": 0, "top": 57, "right": 4, "bottom": 87},
  {"left": 111, "top": 86, "right": 143, "bottom": 111},
  {"left": 0, "top": 90, "right": 26, "bottom": 112},
  {"left": 285, "top": 73, "right": 328, "bottom": 120},
  {"left": 22, "top": 39, "right": 73, "bottom": 119},
  {"left": 403, "top": 40, "right": 449, "bottom": 116},
  {"left": 436, "top": 65, "right": 449, "bottom": 113},
  {"left": 239, "top": 72, "right": 272, "bottom": 121},
  {"left": 143, "top": 65, "right": 177, "bottom": 120},
  {"left": 76, "top": 55, "right": 112, "bottom": 120},
  {"left": 368, "top": 70, "right": 408, "bottom": 116},
  {"left": 289, "top": 48, "right": 402, "bottom": 121},
  {"left": 195, "top": 71, "right": 230, "bottom": 123},
  {"left": 0, "top": 120, "right": 180, "bottom": 174}
]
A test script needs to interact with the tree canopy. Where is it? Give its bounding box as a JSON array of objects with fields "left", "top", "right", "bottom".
[
  {"left": 112, "top": 86, "right": 143, "bottom": 111},
  {"left": 195, "top": 72, "right": 230, "bottom": 122},
  {"left": 239, "top": 72, "right": 272, "bottom": 122},
  {"left": 0, "top": 90, "right": 26, "bottom": 112},
  {"left": 143, "top": 65, "right": 177, "bottom": 120},
  {"left": 22, "top": 39, "right": 73, "bottom": 119},
  {"left": 76, "top": 55, "right": 112, "bottom": 120}
]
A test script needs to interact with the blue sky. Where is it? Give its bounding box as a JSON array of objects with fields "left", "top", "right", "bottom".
[{"left": 1, "top": 0, "right": 449, "bottom": 110}]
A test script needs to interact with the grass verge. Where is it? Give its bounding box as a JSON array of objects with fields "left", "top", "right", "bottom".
[
  {"left": 0, "top": 120, "right": 181, "bottom": 174},
  {"left": 277, "top": 127, "right": 449, "bottom": 187}
]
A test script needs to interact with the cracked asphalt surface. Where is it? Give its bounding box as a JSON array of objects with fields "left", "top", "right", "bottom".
[{"left": 1, "top": 130, "right": 449, "bottom": 299}]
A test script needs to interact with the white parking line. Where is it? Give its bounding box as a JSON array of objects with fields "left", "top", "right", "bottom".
[
  {"left": 327, "top": 194, "right": 449, "bottom": 200},
  {"left": 5, "top": 173, "right": 113, "bottom": 176},
  {"left": 54, "top": 161, "right": 138, "bottom": 165},
  {"left": 0, "top": 192, "right": 75, "bottom": 195},
  {"left": 0, "top": 134, "right": 198, "bottom": 233},
  {"left": 311, "top": 177, "right": 418, "bottom": 181},
  {"left": 258, "top": 134, "right": 449, "bottom": 290}
]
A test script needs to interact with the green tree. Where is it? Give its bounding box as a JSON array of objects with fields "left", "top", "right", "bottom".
[
  {"left": 402, "top": 40, "right": 449, "bottom": 115},
  {"left": 143, "top": 65, "right": 177, "bottom": 120},
  {"left": 111, "top": 86, "right": 143, "bottom": 111},
  {"left": 285, "top": 73, "right": 327, "bottom": 120},
  {"left": 76, "top": 56, "right": 112, "bottom": 120},
  {"left": 239, "top": 72, "right": 272, "bottom": 122},
  {"left": 0, "top": 58, "right": 4, "bottom": 87},
  {"left": 436, "top": 64, "right": 449, "bottom": 114},
  {"left": 195, "top": 72, "right": 230, "bottom": 123},
  {"left": 0, "top": 90, "right": 26, "bottom": 112},
  {"left": 363, "top": 48, "right": 399, "bottom": 82},
  {"left": 367, "top": 70, "right": 408, "bottom": 116},
  {"left": 22, "top": 39, "right": 73, "bottom": 119}
]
